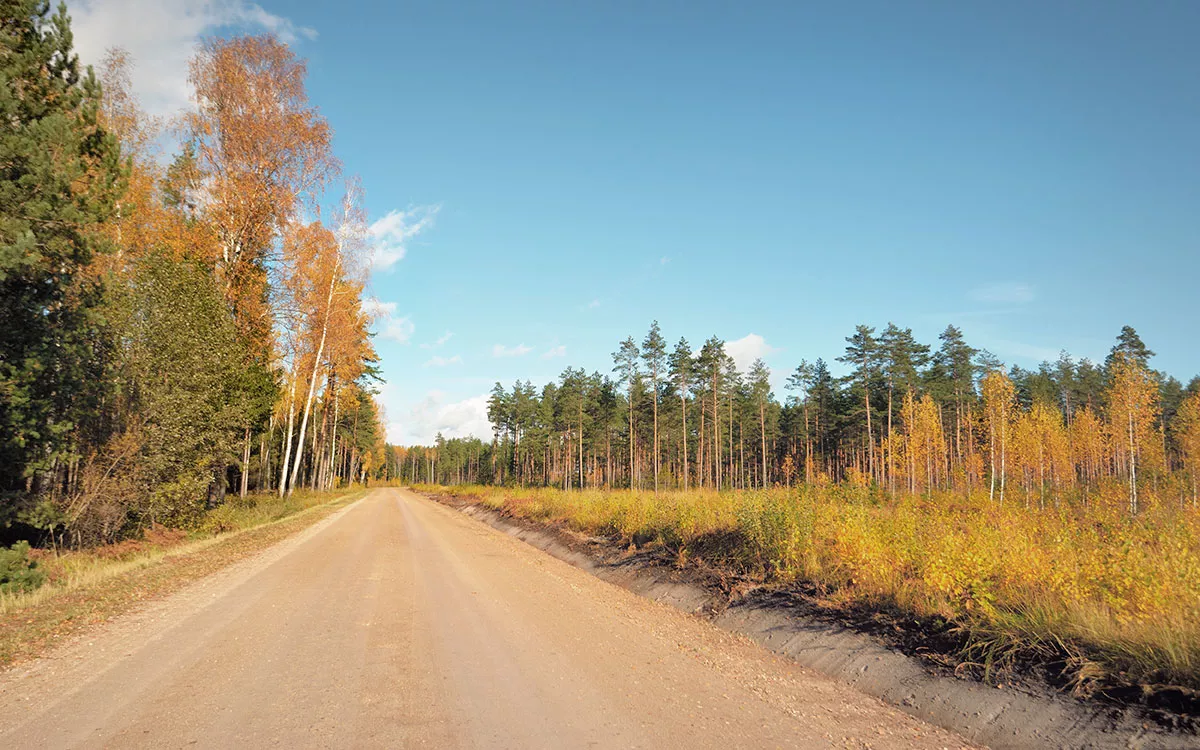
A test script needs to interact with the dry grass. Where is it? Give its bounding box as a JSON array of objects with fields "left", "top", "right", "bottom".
[
  {"left": 420, "top": 482, "right": 1200, "bottom": 691},
  {"left": 0, "top": 488, "right": 365, "bottom": 667}
]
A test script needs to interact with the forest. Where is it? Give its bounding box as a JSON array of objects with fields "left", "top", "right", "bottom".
[
  {"left": 394, "top": 321, "right": 1200, "bottom": 513},
  {"left": 0, "top": 2, "right": 388, "bottom": 550}
]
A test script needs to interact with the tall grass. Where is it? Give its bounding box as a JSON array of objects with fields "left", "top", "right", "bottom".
[{"left": 423, "top": 482, "right": 1200, "bottom": 690}]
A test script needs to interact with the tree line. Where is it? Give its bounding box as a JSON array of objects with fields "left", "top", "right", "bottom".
[
  {"left": 1, "top": 2, "right": 388, "bottom": 547},
  {"left": 401, "top": 321, "right": 1199, "bottom": 515}
]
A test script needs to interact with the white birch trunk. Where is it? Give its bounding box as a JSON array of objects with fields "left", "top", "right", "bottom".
[
  {"left": 288, "top": 257, "right": 339, "bottom": 496},
  {"left": 278, "top": 374, "right": 297, "bottom": 497}
]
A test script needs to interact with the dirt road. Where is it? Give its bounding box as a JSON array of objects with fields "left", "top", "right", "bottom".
[{"left": 0, "top": 489, "right": 968, "bottom": 748}]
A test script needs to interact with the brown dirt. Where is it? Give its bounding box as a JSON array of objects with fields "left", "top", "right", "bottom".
[{"left": 0, "top": 488, "right": 971, "bottom": 749}]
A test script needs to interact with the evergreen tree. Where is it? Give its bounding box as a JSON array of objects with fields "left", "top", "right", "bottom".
[
  {"left": 808, "top": 358, "right": 836, "bottom": 476},
  {"left": 1106, "top": 325, "right": 1155, "bottom": 371},
  {"left": 879, "top": 323, "right": 929, "bottom": 492},
  {"left": 785, "top": 360, "right": 814, "bottom": 482},
  {"left": 667, "top": 338, "right": 693, "bottom": 490},
  {"left": 0, "top": 0, "right": 125, "bottom": 509},
  {"left": 837, "top": 325, "right": 878, "bottom": 481},
  {"left": 931, "top": 325, "right": 977, "bottom": 474},
  {"left": 612, "top": 337, "right": 640, "bottom": 488},
  {"left": 641, "top": 322, "right": 666, "bottom": 492},
  {"left": 748, "top": 358, "right": 772, "bottom": 488},
  {"left": 696, "top": 337, "right": 725, "bottom": 489}
]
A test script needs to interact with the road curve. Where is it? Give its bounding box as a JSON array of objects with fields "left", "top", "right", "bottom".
[{"left": 0, "top": 489, "right": 969, "bottom": 749}]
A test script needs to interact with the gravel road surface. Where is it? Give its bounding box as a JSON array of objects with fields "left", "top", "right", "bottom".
[{"left": 0, "top": 489, "right": 970, "bottom": 749}]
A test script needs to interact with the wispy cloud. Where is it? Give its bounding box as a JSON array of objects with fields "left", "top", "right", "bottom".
[
  {"left": 540, "top": 345, "right": 567, "bottom": 360},
  {"left": 420, "top": 331, "right": 454, "bottom": 349},
  {"left": 369, "top": 204, "right": 440, "bottom": 272},
  {"left": 492, "top": 343, "right": 533, "bottom": 358},
  {"left": 423, "top": 354, "right": 463, "bottom": 368},
  {"left": 970, "top": 282, "right": 1035, "bottom": 305},
  {"left": 380, "top": 316, "right": 415, "bottom": 344},
  {"left": 587, "top": 299, "right": 601, "bottom": 309},
  {"left": 362, "top": 297, "right": 414, "bottom": 343},
  {"left": 71, "top": 0, "right": 316, "bottom": 117}
]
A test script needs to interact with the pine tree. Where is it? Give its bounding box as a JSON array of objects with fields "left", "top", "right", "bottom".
[
  {"left": 932, "top": 325, "right": 977, "bottom": 482},
  {"left": 0, "top": 0, "right": 125, "bottom": 507},
  {"left": 785, "top": 360, "right": 814, "bottom": 483},
  {"left": 1105, "top": 325, "right": 1155, "bottom": 371},
  {"left": 748, "top": 359, "right": 771, "bottom": 488},
  {"left": 838, "top": 325, "right": 878, "bottom": 482},
  {"left": 641, "top": 321, "right": 666, "bottom": 493},
  {"left": 612, "top": 337, "right": 640, "bottom": 488},
  {"left": 697, "top": 337, "right": 725, "bottom": 489},
  {"left": 667, "top": 338, "right": 693, "bottom": 491},
  {"left": 879, "top": 323, "right": 929, "bottom": 494},
  {"left": 808, "top": 359, "right": 836, "bottom": 478}
]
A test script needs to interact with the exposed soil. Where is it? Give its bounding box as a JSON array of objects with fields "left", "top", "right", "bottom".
[{"left": 428, "top": 490, "right": 1199, "bottom": 750}]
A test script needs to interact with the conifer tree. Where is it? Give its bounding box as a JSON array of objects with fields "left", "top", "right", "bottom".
[
  {"left": 838, "top": 326, "right": 878, "bottom": 481},
  {"left": 612, "top": 337, "right": 640, "bottom": 488},
  {"left": 748, "top": 359, "right": 771, "bottom": 488},
  {"left": 667, "top": 338, "right": 693, "bottom": 490},
  {"left": 0, "top": 0, "right": 125, "bottom": 506},
  {"left": 1105, "top": 325, "right": 1155, "bottom": 371},
  {"left": 641, "top": 322, "right": 666, "bottom": 493}
]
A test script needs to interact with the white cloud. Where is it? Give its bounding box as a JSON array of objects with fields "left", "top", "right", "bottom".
[
  {"left": 368, "top": 205, "right": 440, "bottom": 271},
  {"left": 587, "top": 299, "right": 601, "bottom": 309},
  {"left": 492, "top": 343, "right": 533, "bottom": 358},
  {"left": 361, "top": 297, "right": 396, "bottom": 320},
  {"left": 420, "top": 331, "right": 454, "bottom": 349},
  {"left": 660, "top": 256, "right": 670, "bottom": 265},
  {"left": 380, "top": 316, "right": 415, "bottom": 344},
  {"left": 423, "top": 354, "right": 463, "bottom": 368},
  {"left": 970, "top": 282, "right": 1035, "bottom": 305},
  {"left": 541, "top": 345, "right": 566, "bottom": 360},
  {"left": 724, "top": 333, "right": 779, "bottom": 373},
  {"left": 362, "top": 298, "right": 414, "bottom": 343},
  {"left": 387, "top": 392, "right": 492, "bottom": 445},
  {"left": 69, "top": 0, "right": 316, "bottom": 117}
]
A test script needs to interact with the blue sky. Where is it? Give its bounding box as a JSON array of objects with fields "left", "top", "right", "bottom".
[{"left": 71, "top": 1, "right": 1200, "bottom": 444}]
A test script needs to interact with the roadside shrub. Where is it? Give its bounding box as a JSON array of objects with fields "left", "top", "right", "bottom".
[{"left": 0, "top": 541, "right": 46, "bottom": 594}]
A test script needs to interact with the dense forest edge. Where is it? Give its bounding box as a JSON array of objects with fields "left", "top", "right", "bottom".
[
  {"left": 1, "top": 2, "right": 389, "bottom": 590},
  {"left": 391, "top": 320, "right": 1200, "bottom": 711}
]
